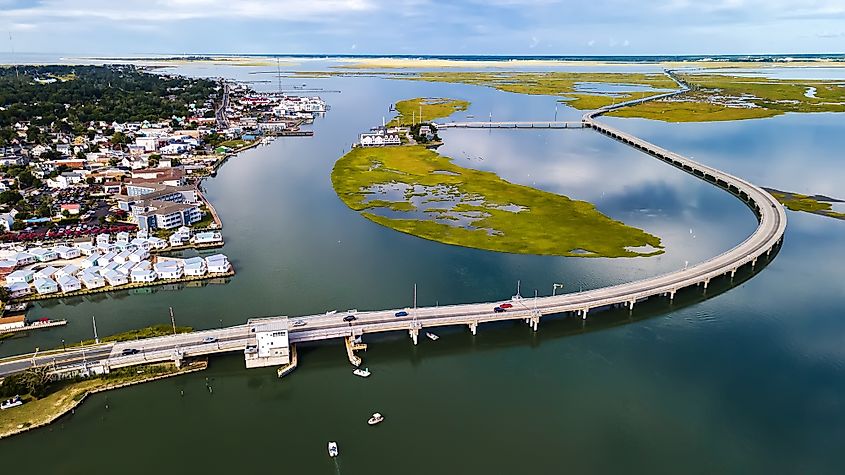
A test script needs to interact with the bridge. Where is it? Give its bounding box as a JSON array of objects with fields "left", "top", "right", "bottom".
[
  {"left": 0, "top": 71, "right": 786, "bottom": 378},
  {"left": 435, "top": 121, "right": 584, "bottom": 129}
]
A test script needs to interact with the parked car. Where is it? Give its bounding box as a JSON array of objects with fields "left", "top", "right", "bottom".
[
  {"left": 493, "top": 307, "right": 505, "bottom": 313},
  {"left": 394, "top": 311, "right": 409, "bottom": 317}
]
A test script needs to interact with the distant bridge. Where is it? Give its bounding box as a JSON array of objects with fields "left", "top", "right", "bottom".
[{"left": 434, "top": 121, "right": 584, "bottom": 129}]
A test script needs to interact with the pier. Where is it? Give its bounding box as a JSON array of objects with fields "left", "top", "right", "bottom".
[{"left": 0, "top": 71, "right": 786, "bottom": 379}]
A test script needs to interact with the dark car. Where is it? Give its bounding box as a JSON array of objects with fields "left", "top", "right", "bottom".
[
  {"left": 343, "top": 315, "right": 357, "bottom": 322},
  {"left": 122, "top": 348, "right": 140, "bottom": 356},
  {"left": 493, "top": 307, "right": 505, "bottom": 313},
  {"left": 394, "top": 311, "right": 409, "bottom": 317}
]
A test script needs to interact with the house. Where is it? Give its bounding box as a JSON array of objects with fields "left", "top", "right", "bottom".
[
  {"left": 34, "top": 278, "right": 59, "bottom": 295},
  {"left": 205, "top": 254, "right": 231, "bottom": 273},
  {"left": 12, "top": 252, "right": 37, "bottom": 266},
  {"left": 80, "top": 272, "right": 106, "bottom": 289},
  {"left": 0, "top": 213, "right": 14, "bottom": 232},
  {"left": 117, "top": 261, "right": 136, "bottom": 275},
  {"left": 74, "top": 242, "right": 96, "bottom": 256},
  {"left": 129, "top": 248, "right": 149, "bottom": 263},
  {"left": 57, "top": 274, "right": 81, "bottom": 293},
  {"left": 130, "top": 267, "right": 157, "bottom": 283},
  {"left": 34, "top": 266, "right": 58, "bottom": 281},
  {"left": 97, "top": 251, "right": 118, "bottom": 267},
  {"left": 359, "top": 130, "right": 401, "bottom": 147},
  {"left": 116, "top": 231, "right": 130, "bottom": 243},
  {"left": 131, "top": 238, "right": 152, "bottom": 251},
  {"left": 191, "top": 231, "right": 222, "bottom": 245},
  {"left": 56, "top": 264, "right": 79, "bottom": 278},
  {"left": 148, "top": 237, "right": 167, "bottom": 250},
  {"left": 29, "top": 248, "right": 59, "bottom": 262},
  {"left": 154, "top": 261, "right": 183, "bottom": 280},
  {"left": 53, "top": 245, "right": 81, "bottom": 260},
  {"left": 79, "top": 253, "right": 101, "bottom": 270},
  {"left": 183, "top": 257, "right": 207, "bottom": 276},
  {"left": 6, "top": 269, "right": 35, "bottom": 285},
  {"left": 113, "top": 250, "right": 132, "bottom": 265},
  {"left": 5, "top": 282, "right": 31, "bottom": 298},
  {"left": 0, "top": 315, "right": 26, "bottom": 331},
  {"left": 96, "top": 234, "right": 110, "bottom": 246},
  {"left": 60, "top": 203, "right": 82, "bottom": 215},
  {"left": 103, "top": 270, "right": 128, "bottom": 287}
]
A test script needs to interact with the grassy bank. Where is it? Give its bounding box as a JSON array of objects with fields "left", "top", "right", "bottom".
[
  {"left": 766, "top": 189, "right": 845, "bottom": 220},
  {"left": 332, "top": 145, "right": 662, "bottom": 258},
  {"left": 0, "top": 361, "right": 207, "bottom": 439},
  {"left": 73, "top": 324, "right": 193, "bottom": 348},
  {"left": 609, "top": 74, "right": 845, "bottom": 122},
  {"left": 389, "top": 97, "right": 469, "bottom": 126}
]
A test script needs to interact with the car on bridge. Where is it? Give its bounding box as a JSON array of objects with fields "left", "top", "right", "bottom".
[
  {"left": 499, "top": 303, "right": 513, "bottom": 309},
  {"left": 343, "top": 315, "right": 357, "bottom": 322},
  {"left": 202, "top": 337, "right": 217, "bottom": 344},
  {"left": 493, "top": 307, "right": 505, "bottom": 313},
  {"left": 292, "top": 319, "right": 307, "bottom": 327},
  {"left": 121, "top": 348, "right": 140, "bottom": 356},
  {"left": 394, "top": 311, "right": 409, "bottom": 317}
]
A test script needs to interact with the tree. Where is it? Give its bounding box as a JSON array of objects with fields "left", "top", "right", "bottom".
[
  {"left": 17, "top": 170, "right": 37, "bottom": 189},
  {"left": 0, "top": 190, "right": 22, "bottom": 205},
  {"left": 111, "top": 131, "right": 129, "bottom": 145}
]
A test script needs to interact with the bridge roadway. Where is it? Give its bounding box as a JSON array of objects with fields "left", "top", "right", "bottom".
[
  {"left": 0, "top": 71, "right": 787, "bottom": 377},
  {"left": 435, "top": 121, "right": 584, "bottom": 129}
]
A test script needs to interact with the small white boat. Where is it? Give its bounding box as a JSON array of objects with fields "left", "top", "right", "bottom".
[
  {"left": 426, "top": 332, "right": 439, "bottom": 341},
  {"left": 0, "top": 395, "right": 23, "bottom": 410},
  {"left": 353, "top": 368, "right": 371, "bottom": 378},
  {"left": 328, "top": 441, "right": 338, "bottom": 457},
  {"left": 367, "top": 412, "right": 384, "bottom": 426}
]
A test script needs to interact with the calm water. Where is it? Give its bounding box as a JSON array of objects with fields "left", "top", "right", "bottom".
[{"left": 1, "top": 62, "right": 844, "bottom": 474}]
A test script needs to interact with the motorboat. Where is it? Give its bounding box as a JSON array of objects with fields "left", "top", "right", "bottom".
[
  {"left": 353, "top": 368, "right": 371, "bottom": 378},
  {"left": 426, "top": 332, "right": 439, "bottom": 341},
  {"left": 367, "top": 412, "right": 384, "bottom": 426},
  {"left": 328, "top": 441, "right": 339, "bottom": 457},
  {"left": 1, "top": 395, "right": 23, "bottom": 410}
]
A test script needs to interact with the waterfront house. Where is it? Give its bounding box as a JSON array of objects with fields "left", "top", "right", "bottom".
[
  {"left": 97, "top": 251, "right": 118, "bottom": 267},
  {"left": 131, "top": 237, "right": 152, "bottom": 251},
  {"left": 5, "top": 282, "right": 31, "bottom": 298},
  {"left": 0, "top": 315, "right": 25, "bottom": 331},
  {"left": 117, "top": 261, "right": 135, "bottom": 275},
  {"left": 6, "top": 269, "right": 35, "bottom": 285},
  {"left": 154, "top": 261, "right": 184, "bottom": 280},
  {"left": 130, "top": 267, "right": 157, "bottom": 283},
  {"left": 169, "top": 232, "right": 188, "bottom": 247},
  {"left": 191, "top": 231, "right": 222, "bottom": 245},
  {"left": 205, "top": 254, "right": 231, "bottom": 274},
  {"left": 80, "top": 272, "right": 106, "bottom": 289},
  {"left": 103, "top": 270, "right": 128, "bottom": 287},
  {"left": 148, "top": 237, "right": 168, "bottom": 250},
  {"left": 57, "top": 274, "right": 81, "bottom": 293},
  {"left": 183, "top": 257, "right": 207, "bottom": 277},
  {"left": 34, "top": 278, "right": 59, "bottom": 295},
  {"left": 34, "top": 266, "right": 58, "bottom": 281},
  {"left": 359, "top": 130, "right": 401, "bottom": 147},
  {"left": 79, "top": 253, "right": 101, "bottom": 270},
  {"left": 129, "top": 248, "right": 149, "bottom": 263},
  {"left": 53, "top": 245, "right": 81, "bottom": 260}
]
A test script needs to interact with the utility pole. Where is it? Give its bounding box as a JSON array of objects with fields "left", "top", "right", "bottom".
[
  {"left": 170, "top": 306, "right": 176, "bottom": 335},
  {"left": 553, "top": 283, "right": 564, "bottom": 296},
  {"left": 92, "top": 315, "right": 99, "bottom": 344}
]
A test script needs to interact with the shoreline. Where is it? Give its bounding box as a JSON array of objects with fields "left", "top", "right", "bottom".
[{"left": 0, "top": 359, "right": 207, "bottom": 440}]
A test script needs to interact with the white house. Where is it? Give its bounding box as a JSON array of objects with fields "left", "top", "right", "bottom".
[
  {"left": 154, "top": 261, "right": 183, "bottom": 280},
  {"left": 53, "top": 245, "right": 81, "bottom": 260},
  {"left": 148, "top": 237, "right": 168, "bottom": 250},
  {"left": 80, "top": 272, "right": 106, "bottom": 289},
  {"left": 56, "top": 264, "right": 79, "bottom": 278},
  {"left": 117, "top": 261, "right": 135, "bottom": 275},
  {"left": 97, "top": 251, "right": 118, "bottom": 267},
  {"left": 183, "top": 257, "right": 207, "bottom": 276},
  {"left": 96, "top": 234, "right": 110, "bottom": 246},
  {"left": 6, "top": 269, "right": 35, "bottom": 285},
  {"left": 34, "top": 278, "right": 59, "bottom": 295},
  {"left": 12, "top": 252, "right": 37, "bottom": 266},
  {"left": 206, "top": 254, "right": 231, "bottom": 274},
  {"left": 29, "top": 248, "right": 59, "bottom": 262},
  {"left": 34, "top": 266, "right": 58, "bottom": 281},
  {"left": 115, "top": 231, "right": 130, "bottom": 243},
  {"left": 57, "top": 274, "right": 81, "bottom": 293},
  {"left": 191, "top": 231, "right": 223, "bottom": 245},
  {"left": 79, "top": 253, "right": 101, "bottom": 270},
  {"left": 74, "top": 242, "right": 96, "bottom": 256},
  {"left": 5, "top": 282, "right": 31, "bottom": 298},
  {"left": 131, "top": 237, "right": 152, "bottom": 251},
  {"left": 129, "top": 248, "right": 149, "bottom": 263},
  {"left": 113, "top": 250, "right": 132, "bottom": 265},
  {"left": 103, "top": 270, "right": 128, "bottom": 287},
  {"left": 130, "top": 267, "right": 157, "bottom": 283}
]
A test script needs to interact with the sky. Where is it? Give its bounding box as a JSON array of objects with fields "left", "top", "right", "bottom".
[{"left": 1, "top": 0, "right": 844, "bottom": 56}]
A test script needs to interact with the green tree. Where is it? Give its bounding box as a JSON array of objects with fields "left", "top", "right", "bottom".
[{"left": 0, "top": 190, "right": 22, "bottom": 205}]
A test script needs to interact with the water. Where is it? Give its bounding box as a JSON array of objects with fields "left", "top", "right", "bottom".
[{"left": 1, "top": 60, "right": 844, "bottom": 474}]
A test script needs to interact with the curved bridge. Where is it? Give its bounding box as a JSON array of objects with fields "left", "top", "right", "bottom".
[{"left": 0, "top": 73, "right": 787, "bottom": 376}]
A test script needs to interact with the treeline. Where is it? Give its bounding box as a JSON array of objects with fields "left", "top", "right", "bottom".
[{"left": 0, "top": 65, "right": 220, "bottom": 130}]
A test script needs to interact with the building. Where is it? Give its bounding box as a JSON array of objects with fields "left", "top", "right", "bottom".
[
  {"left": 244, "top": 318, "right": 290, "bottom": 369},
  {"left": 80, "top": 272, "right": 106, "bottom": 289},
  {"left": 136, "top": 201, "right": 202, "bottom": 231},
  {"left": 57, "top": 274, "right": 81, "bottom": 293},
  {"left": 12, "top": 252, "right": 37, "bottom": 266},
  {"left": 205, "top": 254, "right": 231, "bottom": 273},
  {"left": 103, "top": 270, "right": 128, "bottom": 287},
  {"left": 29, "top": 248, "right": 59, "bottom": 263},
  {"left": 183, "top": 257, "right": 207, "bottom": 276},
  {"left": 5, "top": 282, "right": 31, "bottom": 298},
  {"left": 191, "top": 231, "right": 222, "bottom": 245},
  {"left": 34, "top": 278, "right": 59, "bottom": 294},
  {"left": 6, "top": 269, "right": 35, "bottom": 285},
  {"left": 130, "top": 267, "right": 157, "bottom": 283},
  {"left": 54, "top": 245, "right": 81, "bottom": 260},
  {"left": 56, "top": 264, "right": 79, "bottom": 278},
  {"left": 34, "top": 266, "right": 58, "bottom": 281},
  {"left": 60, "top": 203, "right": 82, "bottom": 215},
  {"left": 359, "top": 130, "right": 401, "bottom": 147},
  {"left": 154, "top": 261, "right": 184, "bottom": 280},
  {"left": 0, "top": 315, "right": 26, "bottom": 331}
]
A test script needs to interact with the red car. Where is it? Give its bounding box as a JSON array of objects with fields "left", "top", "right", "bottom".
[{"left": 499, "top": 303, "right": 514, "bottom": 309}]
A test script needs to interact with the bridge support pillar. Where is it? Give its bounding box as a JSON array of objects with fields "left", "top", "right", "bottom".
[
  {"left": 409, "top": 328, "right": 419, "bottom": 346},
  {"left": 581, "top": 308, "right": 589, "bottom": 320},
  {"left": 628, "top": 300, "right": 636, "bottom": 310},
  {"left": 469, "top": 322, "right": 478, "bottom": 336},
  {"left": 529, "top": 316, "right": 540, "bottom": 332},
  {"left": 751, "top": 257, "right": 757, "bottom": 269},
  {"left": 669, "top": 290, "right": 676, "bottom": 301},
  {"left": 703, "top": 279, "right": 710, "bottom": 291},
  {"left": 730, "top": 268, "right": 737, "bottom": 279}
]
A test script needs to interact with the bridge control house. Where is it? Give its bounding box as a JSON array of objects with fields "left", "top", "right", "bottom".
[{"left": 244, "top": 317, "right": 291, "bottom": 368}]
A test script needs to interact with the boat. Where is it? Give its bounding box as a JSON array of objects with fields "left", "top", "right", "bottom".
[
  {"left": 327, "top": 441, "right": 339, "bottom": 457},
  {"left": 426, "top": 332, "right": 439, "bottom": 341},
  {"left": 367, "top": 412, "right": 384, "bottom": 426},
  {"left": 353, "top": 368, "right": 371, "bottom": 378},
  {"left": 1, "top": 395, "right": 23, "bottom": 410}
]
